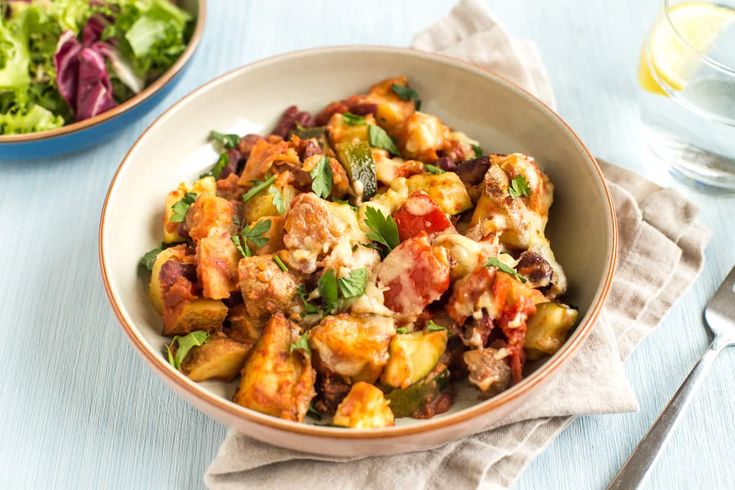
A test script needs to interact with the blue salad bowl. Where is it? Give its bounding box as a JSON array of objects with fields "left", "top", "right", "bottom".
[{"left": 0, "top": 0, "right": 205, "bottom": 160}]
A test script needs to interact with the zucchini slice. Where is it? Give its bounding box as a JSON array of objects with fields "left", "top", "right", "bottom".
[{"left": 336, "top": 141, "right": 378, "bottom": 200}]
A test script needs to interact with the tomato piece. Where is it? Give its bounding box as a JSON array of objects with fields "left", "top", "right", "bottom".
[
  {"left": 378, "top": 235, "right": 450, "bottom": 319},
  {"left": 393, "top": 191, "right": 453, "bottom": 242}
]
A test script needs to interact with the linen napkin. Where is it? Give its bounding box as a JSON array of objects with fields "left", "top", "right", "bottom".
[{"left": 205, "top": 1, "right": 710, "bottom": 488}]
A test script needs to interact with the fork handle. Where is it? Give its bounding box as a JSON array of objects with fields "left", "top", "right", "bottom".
[{"left": 607, "top": 337, "right": 727, "bottom": 490}]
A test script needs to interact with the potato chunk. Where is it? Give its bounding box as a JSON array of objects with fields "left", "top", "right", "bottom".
[
  {"left": 181, "top": 335, "right": 252, "bottom": 381},
  {"left": 162, "top": 298, "right": 228, "bottom": 336},
  {"left": 365, "top": 75, "right": 416, "bottom": 135},
  {"left": 406, "top": 172, "right": 472, "bottom": 215},
  {"left": 149, "top": 245, "right": 192, "bottom": 315},
  {"left": 163, "top": 177, "right": 216, "bottom": 244},
  {"left": 186, "top": 194, "right": 238, "bottom": 242},
  {"left": 233, "top": 314, "right": 316, "bottom": 422},
  {"left": 196, "top": 232, "right": 240, "bottom": 300},
  {"left": 332, "top": 382, "right": 394, "bottom": 429},
  {"left": 237, "top": 254, "right": 301, "bottom": 319},
  {"left": 308, "top": 314, "right": 395, "bottom": 383},
  {"left": 524, "top": 302, "right": 578, "bottom": 360},
  {"left": 380, "top": 331, "right": 448, "bottom": 389}
]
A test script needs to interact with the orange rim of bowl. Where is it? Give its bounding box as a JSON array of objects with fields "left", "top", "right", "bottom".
[
  {"left": 99, "top": 46, "right": 618, "bottom": 440},
  {"left": 0, "top": 0, "right": 207, "bottom": 144}
]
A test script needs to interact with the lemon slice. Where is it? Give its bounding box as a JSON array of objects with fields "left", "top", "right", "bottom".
[{"left": 639, "top": 2, "right": 735, "bottom": 95}]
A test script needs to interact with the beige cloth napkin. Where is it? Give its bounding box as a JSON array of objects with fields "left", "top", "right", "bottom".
[{"left": 205, "top": 1, "right": 710, "bottom": 488}]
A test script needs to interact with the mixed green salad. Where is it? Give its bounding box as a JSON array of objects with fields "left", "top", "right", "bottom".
[{"left": 0, "top": 0, "right": 193, "bottom": 135}]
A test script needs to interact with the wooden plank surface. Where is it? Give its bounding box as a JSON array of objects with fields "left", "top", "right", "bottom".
[{"left": 1, "top": 1, "right": 733, "bottom": 488}]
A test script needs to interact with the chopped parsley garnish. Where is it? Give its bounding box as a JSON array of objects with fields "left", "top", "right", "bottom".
[
  {"left": 391, "top": 84, "right": 422, "bottom": 111},
  {"left": 342, "top": 112, "right": 366, "bottom": 126},
  {"left": 140, "top": 247, "right": 163, "bottom": 271},
  {"left": 485, "top": 257, "right": 528, "bottom": 283},
  {"left": 201, "top": 152, "right": 229, "bottom": 179},
  {"left": 170, "top": 192, "right": 197, "bottom": 223},
  {"left": 297, "top": 285, "right": 321, "bottom": 315},
  {"left": 165, "top": 330, "right": 208, "bottom": 370},
  {"left": 273, "top": 255, "right": 289, "bottom": 272},
  {"left": 289, "top": 333, "right": 311, "bottom": 355},
  {"left": 424, "top": 164, "right": 445, "bottom": 174},
  {"left": 310, "top": 156, "right": 333, "bottom": 199},
  {"left": 231, "top": 219, "right": 271, "bottom": 258},
  {"left": 364, "top": 206, "right": 399, "bottom": 251},
  {"left": 472, "top": 144, "right": 483, "bottom": 158},
  {"left": 241, "top": 175, "right": 277, "bottom": 202},
  {"left": 509, "top": 175, "right": 531, "bottom": 198},
  {"left": 396, "top": 327, "right": 409, "bottom": 334},
  {"left": 269, "top": 185, "right": 286, "bottom": 214},
  {"left": 368, "top": 125, "right": 400, "bottom": 156},
  {"left": 210, "top": 130, "right": 240, "bottom": 149},
  {"left": 337, "top": 268, "right": 368, "bottom": 299},
  {"left": 318, "top": 269, "right": 339, "bottom": 313},
  {"left": 426, "top": 320, "right": 447, "bottom": 332}
]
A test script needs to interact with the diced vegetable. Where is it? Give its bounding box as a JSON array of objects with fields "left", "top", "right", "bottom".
[
  {"left": 308, "top": 314, "right": 394, "bottom": 383},
  {"left": 243, "top": 184, "right": 297, "bottom": 224},
  {"left": 406, "top": 172, "right": 472, "bottom": 215},
  {"left": 377, "top": 235, "right": 450, "bottom": 320},
  {"left": 524, "top": 302, "right": 578, "bottom": 360},
  {"left": 335, "top": 141, "right": 378, "bottom": 200},
  {"left": 332, "top": 382, "right": 394, "bottom": 429},
  {"left": 196, "top": 233, "right": 240, "bottom": 300},
  {"left": 181, "top": 335, "right": 252, "bottom": 382},
  {"left": 237, "top": 254, "right": 302, "bottom": 319},
  {"left": 393, "top": 190, "right": 453, "bottom": 242},
  {"left": 385, "top": 366, "right": 450, "bottom": 418},
  {"left": 148, "top": 245, "right": 190, "bottom": 314},
  {"left": 163, "top": 177, "right": 216, "bottom": 243},
  {"left": 233, "top": 314, "right": 316, "bottom": 422},
  {"left": 327, "top": 112, "right": 370, "bottom": 146},
  {"left": 161, "top": 298, "right": 228, "bottom": 336},
  {"left": 185, "top": 193, "right": 238, "bottom": 242},
  {"left": 380, "top": 330, "right": 448, "bottom": 389}
]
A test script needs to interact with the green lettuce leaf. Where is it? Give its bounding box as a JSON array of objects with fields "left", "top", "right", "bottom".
[{"left": 0, "top": 104, "right": 64, "bottom": 134}]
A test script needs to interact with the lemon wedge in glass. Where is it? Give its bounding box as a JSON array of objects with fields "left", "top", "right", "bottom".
[{"left": 639, "top": 2, "right": 735, "bottom": 95}]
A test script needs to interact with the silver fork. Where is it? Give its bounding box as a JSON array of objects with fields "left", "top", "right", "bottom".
[{"left": 608, "top": 265, "right": 735, "bottom": 489}]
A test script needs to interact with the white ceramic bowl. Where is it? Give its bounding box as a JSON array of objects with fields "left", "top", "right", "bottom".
[{"left": 99, "top": 46, "right": 617, "bottom": 457}]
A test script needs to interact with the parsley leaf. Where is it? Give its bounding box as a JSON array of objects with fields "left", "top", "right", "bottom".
[
  {"left": 201, "top": 152, "right": 229, "bottom": 179},
  {"left": 342, "top": 112, "right": 366, "bottom": 126},
  {"left": 232, "top": 219, "right": 272, "bottom": 258},
  {"left": 310, "top": 156, "right": 333, "bottom": 199},
  {"left": 472, "top": 144, "right": 483, "bottom": 159},
  {"left": 368, "top": 125, "right": 400, "bottom": 156},
  {"left": 337, "top": 268, "right": 368, "bottom": 299},
  {"left": 290, "top": 333, "right": 311, "bottom": 355},
  {"left": 424, "top": 164, "right": 445, "bottom": 175},
  {"left": 140, "top": 248, "right": 163, "bottom": 270},
  {"left": 166, "top": 331, "right": 208, "bottom": 370},
  {"left": 509, "top": 175, "right": 531, "bottom": 199},
  {"left": 485, "top": 257, "right": 528, "bottom": 283},
  {"left": 210, "top": 130, "right": 239, "bottom": 149},
  {"left": 426, "top": 320, "right": 447, "bottom": 332},
  {"left": 396, "top": 327, "right": 409, "bottom": 334},
  {"left": 242, "top": 175, "right": 277, "bottom": 202},
  {"left": 364, "top": 206, "right": 399, "bottom": 251},
  {"left": 391, "top": 84, "right": 422, "bottom": 110},
  {"left": 273, "top": 255, "right": 288, "bottom": 272},
  {"left": 269, "top": 185, "right": 286, "bottom": 214},
  {"left": 170, "top": 192, "right": 197, "bottom": 223},
  {"left": 297, "top": 285, "right": 321, "bottom": 315},
  {"left": 318, "top": 269, "right": 339, "bottom": 312}
]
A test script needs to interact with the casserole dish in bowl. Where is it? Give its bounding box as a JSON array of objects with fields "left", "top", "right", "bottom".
[{"left": 99, "top": 46, "right": 616, "bottom": 456}]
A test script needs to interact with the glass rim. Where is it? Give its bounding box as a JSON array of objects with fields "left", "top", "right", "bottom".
[{"left": 664, "top": 0, "right": 735, "bottom": 76}]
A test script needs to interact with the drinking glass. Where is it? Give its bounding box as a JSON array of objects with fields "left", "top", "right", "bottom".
[{"left": 639, "top": 0, "right": 735, "bottom": 192}]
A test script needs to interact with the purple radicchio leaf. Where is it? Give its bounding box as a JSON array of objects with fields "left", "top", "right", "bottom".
[{"left": 54, "top": 15, "right": 119, "bottom": 122}]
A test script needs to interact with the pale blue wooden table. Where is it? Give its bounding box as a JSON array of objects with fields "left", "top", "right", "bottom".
[{"left": 1, "top": 1, "right": 733, "bottom": 488}]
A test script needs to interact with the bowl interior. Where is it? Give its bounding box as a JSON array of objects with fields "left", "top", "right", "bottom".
[{"left": 101, "top": 47, "right": 614, "bottom": 431}]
